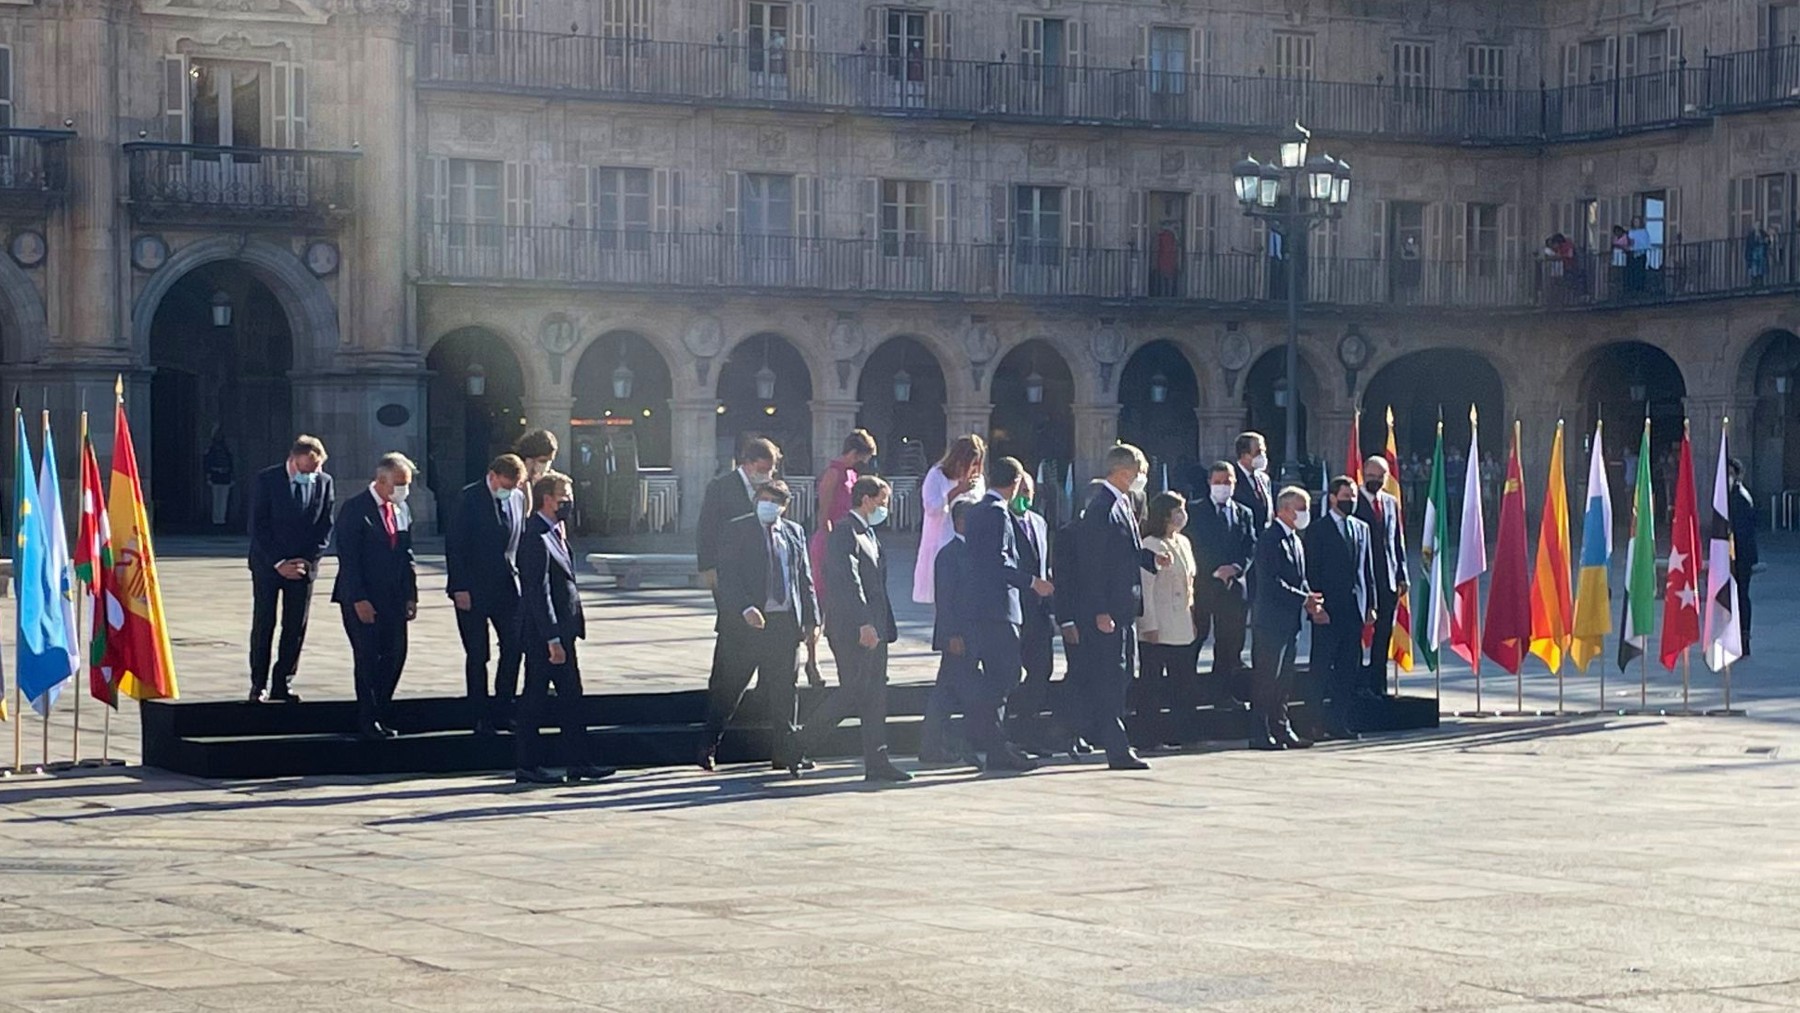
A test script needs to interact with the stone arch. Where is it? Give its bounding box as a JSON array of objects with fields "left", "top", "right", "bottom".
[
  {"left": 856, "top": 334, "right": 950, "bottom": 471},
  {"left": 1361, "top": 348, "right": 1507, "bottom": 461},
  {"left": 131, "top": 236, "right": 340, "bottom": 372},
  {"left": 990, "top": 338, "right": 1076, "bottom": 475},
  {"left": 852, "top": 327, "right": 976, "bottom": 405},
  {"left": 1738, "top": 328, "right": 1800, "bottom": 500},
  {"left": 1118, "top": 339, "right": 1201, "bottom": 487},
  {"left": 717, "top": 331, "right": 815, "bottom": 473},
  {"left": 0, "top": 254, "right": 48, "bottom": 365},
  {"left": 1576, "top": 340, "right": 1688, "bottom": 510}
]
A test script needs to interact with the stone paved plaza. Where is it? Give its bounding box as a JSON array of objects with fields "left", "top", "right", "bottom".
[{"left": 0, "top": 537, "right": 1797, "bottom": 1011}]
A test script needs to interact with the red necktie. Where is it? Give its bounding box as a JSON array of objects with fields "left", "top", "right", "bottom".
[{"left": 381, "top": 501, "right": 397, "bottom": 548}]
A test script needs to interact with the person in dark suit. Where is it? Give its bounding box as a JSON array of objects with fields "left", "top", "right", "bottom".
[
  {"left": 1003, "top": 473, "right": 1068, "bottom": 756},
  {"left": 1355, "top": 456, "right": 1408, "bottom": 697},
  {"left": 921, "top": 500, "right": 981, "bottom": 765},
  {"left": 1189, "top": 461, "right": 1256, "bottom": 709},
  {"left": 1250, "top": 486, "right": 1326, "bottom": 751},
  {"left": 445, "top": 453, "right": 528, "bottom": 735},
  {"left": 1727, "top": 458, "right": 1760, "bottom": 656},
  {"left": 700, "top": 478, "right": 819, "bottom": 774},
  {"left": 797, "top": 476, "right": 910, "bottom": 783},
  {"left": 513, "top": 471, "right": 617, "bottom": 785},
  {"left": 245, "top": 435, "right": 335, "bottom": 703},
  {"left": 1231, "top": 431, "right": 1274, "bottom": 531},
  {"left": 330, "top": 453, "right": 420, "bottom": 740},
  {"left": 961, "top": 456, "right": 1055, "bottom": 773},
  {"left": 1303, "top": 477, "right": 1377, "bottom": 741},
  {"left": 1064, "top": 444, "right": 1170, "bottom": 771}
]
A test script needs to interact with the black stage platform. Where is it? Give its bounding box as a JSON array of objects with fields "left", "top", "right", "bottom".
[{"left": 142, "top": 683, "right": 1439, "bottom": 779}]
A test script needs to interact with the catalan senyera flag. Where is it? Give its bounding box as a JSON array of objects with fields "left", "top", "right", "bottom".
[
  {"left": 103, "top": 386, "right": 178, "bottom": 701},
  {"left": 1450, "top": 409, "right": 1487, "bottom": 669},
  {"left": 73, "top": 411, "right": 118, "bottom": 707},
  {"left": 1528, "top": 421, "right": 1574, "bottom": 673},
  {"left": 1569, "top": 422, "right": 1613, "bottom": 672},
  {"left": 1414, "top": 422, "right": 1452, "bottom": 672},
  {"left": 1618, "top": 418, "right": 1656, "bottom": 672},
  {"left": 1659, "top": 423, "right": 1700, "bottom": 670},
  {"left": 1481, "top": 422, "right": 1531, "bottom": 675},
  {"left": 1383, "top": 407, "right": 1413, "bottom": 672}
]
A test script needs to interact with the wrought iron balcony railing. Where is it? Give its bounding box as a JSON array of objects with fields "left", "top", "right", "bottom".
[
  {"left": 417, "top": 23, "right": 1736, "bottom": 144},
  {"left": 0, "top": 128, "right": 76, "bottom": 208},
  {"left": 417, "top": 222, "right": 1800, "bottom": 313},
  {"left": 123, "top": 142, "right": 359, "bottom": 224},
  {"left": 1707, "top": 41, "right": 1800, "bottom": 112}
]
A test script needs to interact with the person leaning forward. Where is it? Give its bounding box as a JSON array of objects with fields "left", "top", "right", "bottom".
[
  {"left": 246, "top": 434, "right": 333, "bottom": 703},
  {"left": 331, "top": 452, "right": 419, "bottom": 740},
  {"left": 445, "top": 453, "right": 528, "bottom": 735}
]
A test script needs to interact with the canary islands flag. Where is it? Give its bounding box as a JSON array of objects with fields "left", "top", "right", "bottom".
[{"left": 1568, "top": 422, "right": 1613, "bottom": 672}]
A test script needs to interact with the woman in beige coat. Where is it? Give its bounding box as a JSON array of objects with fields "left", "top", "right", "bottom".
[{"left": 1137, "top": 491, "right": 1199, "bottom": 747}]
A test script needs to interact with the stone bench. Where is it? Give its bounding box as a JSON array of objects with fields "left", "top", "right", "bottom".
[{"left": 585, "top": 553, "right": 703, "bottom": 590}]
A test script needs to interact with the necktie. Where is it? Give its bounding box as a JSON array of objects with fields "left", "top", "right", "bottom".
[
  {"left": 380, "top": 500, "right": 397, "bottom": 548},
  {"left": 765, "top": 524, "right": 788, "bottom": 609},
  {"left": 293, "top": 482, "right": 305, "bottom": 509}
]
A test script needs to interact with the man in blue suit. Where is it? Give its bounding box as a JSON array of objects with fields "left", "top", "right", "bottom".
[
  {"left": 1303, "top": 476, "right": 1377, "bottom": 741},
  {"left": 1250, "top": 486, "right": 1327, "bottom": 751},
  {"left": 921, "top": 499, "right": 980, "bottom": 766},
  {"left": 1189, "top": 462, "right": 1257, "bottom": 709},
  {"left": 245, "top": 435, "right": 334, "bottom": 703},
  {"left": 961, "top": 456, "right": 1054, "bottom": 772},
  {"left": 1064, "top": 444, "right": 1170, "bottom": 771},
  {"left": 330, "top": 453, "right": 419, "bottom": 740},
  {"left": 445, "top": 453, "right": 528, "bottom": 735}
]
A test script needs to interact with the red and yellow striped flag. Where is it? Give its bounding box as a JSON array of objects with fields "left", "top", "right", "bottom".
[
  {"left": 104, "top": 380, "right": 178, "bottom": 701},
  {"left": 1384, "top": 407, "right": 1414, "bottom": 671}
]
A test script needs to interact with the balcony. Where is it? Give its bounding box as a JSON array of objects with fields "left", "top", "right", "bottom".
[
  {"left": 122, "top": 142, "right": 359, "bottom": 226},
  {"left": 0, "top": 128, "right": 76, "bottom": 213},
  {"left": 417, "top": 23, "right": 1738, "bottom": 145},
  {"left": 1707, "top": 41, "right": 1800, "bottom": 112},
  {"left": 417, "top": 223, "right": 1800, "bottom": 314}
]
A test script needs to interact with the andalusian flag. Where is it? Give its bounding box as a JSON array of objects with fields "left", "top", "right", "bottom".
[
  {"left": 72, "top": 411, "right": 117, "bottom": 707},
  {"left": 1618, "top": 418, "right": 1656, "bottom": 671},
  {"left": 1450, "top": 409, "right": 1487, "bottom": 669},
  {"left": 103, "top": 383, "right": 178, "bottom": 701},
  {"left": 1413, "top": 422, "right": 1452, "bottom": 672},
  {"left": 1383, "top": 407, "right": 1413, "bottom": 671},
  {"left": 1528, "top": 421, "right": 1574, "bottom": 673},
  {"left": 1569, "top": 423, "right": 1613, "bottom": 672}
]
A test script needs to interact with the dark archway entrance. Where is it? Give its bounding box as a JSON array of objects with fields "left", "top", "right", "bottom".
[
  {"left": 1241, "top": 347, "right": 1319, "bottom": 480},
  {"left": 857, "top": 335, "right": 946, "bottom": 477},
  {"left": 991, "top": 340, "right": 1075, "bottom": 481},
  {"left": 147, "top": 262, "right": 293, "bottom": 531},
  {"left": 718, "top": 333, "right": 813, "bottom": 474},
  {"left": 1118, "top": 340, "right": 1200, "bottom": 492},
  {"left": 570, "top": 330, "right": 674, "bottom": 535},
  {"left": 426, "top": 328, "right": 527, "bottom": 514},
  {"left": 1361, "top": 349, "right": 1506, "bottom": 462},
  {"left": 1580, "top": 341, "right": 1686, "bottom": 515},
  {"left": 1749, "top": 329, "right": 1800, "bottom": 507}
]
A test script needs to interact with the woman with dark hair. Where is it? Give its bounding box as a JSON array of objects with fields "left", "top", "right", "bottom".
[
  {"left": 1135, "top": 490, "right": 1199, "bottom": 746},
  {"left": 912, "top": 433, "right": 986, "bottom": 604},
  {"left": 811, "top": 429, "right": 877, "bottom": 604}
]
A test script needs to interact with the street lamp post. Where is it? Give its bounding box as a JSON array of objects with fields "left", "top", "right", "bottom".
[{"left": 1231, "top": 122, "right": 1353, "bottom": 486}]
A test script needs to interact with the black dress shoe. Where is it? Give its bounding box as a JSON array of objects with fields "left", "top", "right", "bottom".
[
  {"left": 514, "top": 766, "right": 564, "bottom": 785},
  {"left": 864, "top": 759, "right": 913, "bottom": 783},
  {"left": 567, "top": 764, "right": 617, "bottom": 781},
  {"left": 267, "top": 688, "right": 302, "bottom": 703},
  {"left": 382, "top": 724, "right": 401, "bottom": 739},
  {"left": 1325, "top": 724, "right": 1358, "bottom": 741},
  {"left": 1278, "top": 727, "right": 1314, "bottom": 749},
  {"left": 984, "top": 746, "right": 1038, "bottom": 772},
  {"left": 1249, "top": 734, "right": 1285, "bottom": 751},
  {"left": 248, "top": 688, "right": 268, "bottom": 704},
  {"left": 774, "top": 757, "right": 817, "bottom": 773},
  {"left": 360, "top": 722, "right": 389, "bottom": 741},
  {"left": 1071, "top": 738, "right": 1096, "bottom": 755},
  {"left": 696, "top": 746, "right": 717, "bottom": 772},
  {"left": 1107, "top": 750, "right": 1151, "bottom": 771}
]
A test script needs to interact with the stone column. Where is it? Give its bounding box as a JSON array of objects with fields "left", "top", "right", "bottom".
[
  {"left": 944, "top": 403, "right": 992, "bottom": 443},
  {"left": 671, "top": 398, "right": 720, "bottom": 532},
  {"left": 1071, "top": 402, "right": 1120, "bottom": 489},
  {"left": 56, "top": 4, "right": 123, "bottom": 361},
  {"left": 521, "top": 394, "right": 576, "bottom": 469},
  {"left": 346, "top": 3, "right": 412, "bottom": 358},
  {"left": 1316, "top": 410, "right": 1354, "bottom": 486},
  {"left": 1195, "top": 407, "right": 1248, "bottom": 466},
  {"left": 809, "top": 398, "right": 862, "bottom": 476}
]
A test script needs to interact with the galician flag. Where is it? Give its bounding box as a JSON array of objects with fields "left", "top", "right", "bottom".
[
  {"left": 1568, "top": 422, "right": 1613, "bottom": 672},
  {"left": 73, "top": 411, "right": 118, "bottom": 707},
  {"left": 1528, "top": 421, "right": 1574, "bottom": 673},
  {"left": 1618, "top": 417, "right": 1656, "bottom": 671},
  {"left": 13, "top": 409, "right": 78, "bottom": 715},
  {"left": 1449, "top": 408, "right": 1486, "bottom": 669},
  {"left": 1703, "top": 419, "right": 1743, "bottom": 672},
  {"left": 1658, "top": 422, "right": 1700, "bottom": 669},
  {"left": 1413, "top": 421, "right": 1452, "bottom": 672},
  {"left": 103, "top": 382, "right": 179, "bottom": 701},
  {"left": 1382, "top": 407, "right": 1413, "bottom": 672}
]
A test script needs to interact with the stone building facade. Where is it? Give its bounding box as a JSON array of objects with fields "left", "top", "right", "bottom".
[{"left": 2, "top": 0, "right": 1799, "bottom": 532}]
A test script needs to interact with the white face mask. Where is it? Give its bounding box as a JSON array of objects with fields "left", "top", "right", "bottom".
[
  {"left": 1128, "top": 473, "right": 1148, "bottom": 495},
  {"left": 755, "top": 500, "right": 782, "bottom": 525},
  {"left": 388, "top": 483, "right": 411, "bottom": 504},
  {"left": 1290, "top": 510, "right": 1310, "bottom": 531},
  {"left": 1251, "top": 454, "right": 1270, "bottom": 473},
  {"left": 1209, "top": 484, "right": 1233, "bottom": 506}
]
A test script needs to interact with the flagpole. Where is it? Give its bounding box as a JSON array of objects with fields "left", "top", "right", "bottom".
[
  {"left": 72, "top": 403, "right": 85, "bottom": 766},
  {"left": 1681, "top": 648, "right": 1691, "bottom": 714}
]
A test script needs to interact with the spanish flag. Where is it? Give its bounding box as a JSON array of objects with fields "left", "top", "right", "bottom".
[
  {"left": 1568, "top": 422, "right": 1613, "bottom": 672},
  {"left": 103, "top": 380, "right": 178, "bottom": 701},
  {"left": 1528, "top": 421, "right": 1574, "bottom": 673}
]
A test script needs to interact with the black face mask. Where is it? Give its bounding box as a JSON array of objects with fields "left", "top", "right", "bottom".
[
  {"left": 1364, "top": 479, "right": 1384, "bottom": 495},
  {"left": 555, "top": 500, "right": 575, "bottom": 523},
  {"left": 1334, "top": 498, "right": 1356, "bottom": 516}
]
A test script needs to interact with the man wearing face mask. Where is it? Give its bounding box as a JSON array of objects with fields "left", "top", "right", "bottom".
[
  {"left": 702, "top": 478, "right": 819, "bottom": 775},
  {"left": 513, "top": 471, "right": 616, "bottom": 785},
  {"left": 1354, "top": 456, "right": 1408, "bottom": 698},
  {"left": 445, "top": 454, "right": 529, "bottom": 735},
  {"left": 1301, "top": 477, "right": 1378, "bottom": 742},
  {"left": 796, "top": 476, "right": 909, "bottom": 782},
  {"left": 695, "top": 439, "right": 785, "bottom": 770},
  {"left": 1189, "top": 462, "right": 1257, "bottom": 710},
  {"left": 1065, "top": 443, "right": 1171, "bottom": 771},
  {"left": 331, "top": 453, "right": 420, "bottom": 740},
  {"left": 246, "top": 435, "right": 334, "bottom": 704},
  {"left": 961, "top": 457, "right": 1055, "bottom": 772},
  {"left": 1004, "top": 473, "right": 1069, "bottom": 756},
  {"left": 1231, "top": 432, "right": 1275, "bottom": 531},
  {"left": 1249, "top": 487, "right": 1326, "bottom": 750}
]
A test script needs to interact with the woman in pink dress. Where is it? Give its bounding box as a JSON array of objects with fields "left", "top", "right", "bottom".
[
  {"left": 912, "top": 433, "right": 987, "bottom": 604},
  {"left": 810, "top": 429, "right": 878, "bottom": 607}
]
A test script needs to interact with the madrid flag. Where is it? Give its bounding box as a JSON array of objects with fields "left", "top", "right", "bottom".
[
  {"left": 103, "top": 384, "right": 178, "bottom": 701},
  {"left": 1658, "top": 423, "right": 1700, "bottom": 669}
]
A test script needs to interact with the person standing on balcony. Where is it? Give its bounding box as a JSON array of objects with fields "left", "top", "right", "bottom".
[
  {"left": 1610, "top": 224, "right": 1632, "bottom": 297},
  {"left": 913, "top": 434, "right": 986, "bottom": 604},
  {"left": 1746, "top": 224, "right": 1770, "bottom": 285}
]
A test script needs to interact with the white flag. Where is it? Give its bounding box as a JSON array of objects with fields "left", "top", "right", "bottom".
[{"left": 1703, "top": 422, "right": 1743, "bottom": 672}]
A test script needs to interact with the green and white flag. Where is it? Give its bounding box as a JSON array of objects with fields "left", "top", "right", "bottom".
[
  {"left": 1414, "top": 422, "right": 1453, "bottom": 672},
  {"left": 1619, "top": 418, "right": 1656, "bottom": 670}
]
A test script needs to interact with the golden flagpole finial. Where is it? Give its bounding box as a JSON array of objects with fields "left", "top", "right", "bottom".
[
  {"left": 1469, "top": 404, "right": 1478, "bottom": 426},
  {"left": 114, "top": 374, "right": 124, "bottom": 401},
  {"left": 1385, "top": 405, "right": 1394, "bottom": 427}
]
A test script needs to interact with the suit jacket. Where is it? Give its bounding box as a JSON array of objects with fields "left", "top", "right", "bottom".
[
  {"left": 1729, "top": 482, "right": 1760, "bottom": 568},
  {"left": 518, "top": 512, "right": 585, "bottom": 643},
  {"left": 329, "top": 488, "right": 417, "bottom": 610},
  {"left": 717, "top": 513, "right": 819, "bottom": 633},
  {"left": 1250, "top": 521, "right": 1311, "bottom": 637},
  {"left": 1013, "top": 507, "right": 1055, "bottom": 626},
  {"left": 1354, "top": 488, "right": 1408, "bottom": 597},
  {"left": 1231, "top": 461, "right": 1273, "bottom": 530},
  {"left": 1189, "top": 496, "right": 1257, "bottom": 602},
  {"left": 1303, "top": 510, "right": 1376, "bottom": 625},
  {"left": 247, "top": 463, "right": 334, "bottom": 575},
  {"left": 1068, "top": 485, "right": 1160, "bottom": 625},
  {"left": 963, "top": 492, "right": 1035, "bottom": 625},
  {"left": 444, "top": 479, "right": 525, "bottom": 615},
  {"left": 931, "top": 537, "right": 972, "bottom": 651},
  {"left": 696, "top": 469, "right": 755, "bottom": 573},
  {"left": 823, "top": 513, "right": 897, "bottom": 645}
]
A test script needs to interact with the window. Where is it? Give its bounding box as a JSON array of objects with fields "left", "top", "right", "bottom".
[
  {"left": 880, "top": 179, "right": 928, "bottom": 257},
  {"left": 1636, "top": 190, "right": 1667, "bottom": 267},
  {"left": 1733, "top": 173, "right": 1793, "bottom": 236},
  {"left": 1465, "top": 203, "right": 1500, "bottom": 275},
  {"left": 1466, "top": 45, "right": 1506, "bottom": 91},
  {"left": 1393, "top": 41, "right": 1433, "bottom": 102},
  {"left": 1634, "top": 28, "right": 1671, "bottom": 76},
  {"left": 748, "top": 2, "right": 790, "bottom": 76},
  {"left": 1148, "top": 27, "right": 1189, "bottom": 94},
  {"left": 1020, "top": 17, "right": 1067, "bottom": 84},
  {"left": 189, "top": 61, "right": 270, "bottom": 151},
  {"left": 1014, "top": 184, "right": 1063, "bottom": 266},
  {"left": 450, "top": 0, "right": 495, "bottom": 55},
  {"left": 885, "top": 8, "right": 926, "bottom": 83},
  {"left": 589, "top": 167, "right": 651, "bottom": 250},
  {"left": 1576, "top": 38, "right": 1609, "bottom": 83},
  {"left": 447, "top": 158, "right": 503, "bottom": 249},
  {"left": 1272, "top": 31, "right": 1314, "bottom": 80}
]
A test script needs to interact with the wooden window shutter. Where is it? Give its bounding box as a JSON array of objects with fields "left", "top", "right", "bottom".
[
  {"left": 931, "top": 180, "right": 956, "bottom": 244},
  {"left": 797, "top": 173, "right": 822, "bottom": 239},
  {"left": 653, "top": 167, "right": 683, "bottom": 233},
  {"left": 575, "top": 165, "right": 592, "bottom": 229},
  {"left": 1372, "top": 198, "right": 1388, "bottom": 258},
  {"left": 724, "top": 169, "right": 741, "bottom": 235},
  {"left": 1127, "top": 190, "right": 1144, "bottom": 251},
  {"left": 163, "top": 56, "right": 188, "bottom": 142},
  {"left": 990, "top": 183, "right": 1008, "bottom": 244},
  {"left": 504, "top": 161, "right": 534, "bottom": 225}
]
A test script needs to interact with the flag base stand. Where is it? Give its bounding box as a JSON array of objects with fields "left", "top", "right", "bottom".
[
  {"left": 43, "top": 760, "right": 80, "bottom": 773},
  {"left": 1498, "top": 709, "right": 1554, "bottom": 717},
  {"left": 1702, "top": 707, "right": 1748, "bottom": 718},
  {"left": 1449, "top": 709, "right": 1500, "bottom": 718},
  {"left": 76, "top": 757, "right": 125, "bottom": 768},
  {"left": 2, "top": 765, "right": 46, "bottom": 777}
]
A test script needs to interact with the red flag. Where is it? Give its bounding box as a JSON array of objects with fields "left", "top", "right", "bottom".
[
  {"left": 104, "top": 385, "right": 179, "bottom": 701},
  {"left": 1659, "top": 423, "right": 1700, "bottom": 668},
  {"left": 72, "top": 412, "right": 117, "bottom": 707},
  {"left": 1481, "top": 423, "right": 1531, "bottom": 674}
]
